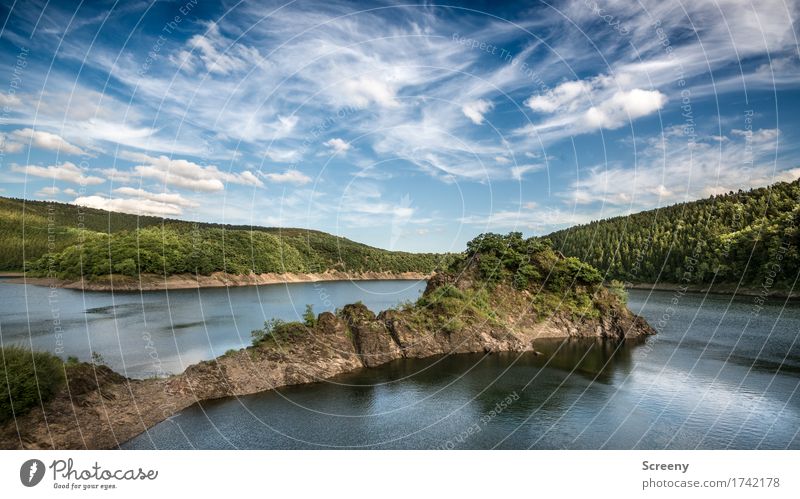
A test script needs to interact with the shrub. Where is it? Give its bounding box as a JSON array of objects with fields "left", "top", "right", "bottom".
[
  {"left": 303, "top": 304, "right": 317, "bottom": 327},
  {"left": 0, "top": 347, "right": 65, "bottom": 424},
  {"left": 251, "top": 318, "right": 285, "bottom": 346},
  {"left": 608, "top": 279, "right": 628, "bottom": 304},
  {"left": 251, "top": 318, "right": 308, "bottom": 346}
]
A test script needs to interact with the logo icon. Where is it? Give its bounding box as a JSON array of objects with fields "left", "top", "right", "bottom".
[{"left": 20, "top": 459, "right": 45, "bottom": 487}]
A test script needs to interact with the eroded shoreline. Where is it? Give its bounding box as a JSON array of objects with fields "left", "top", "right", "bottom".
[
  {"left": 7, "top": 270, "right": 432, "bottom": 292},
  {"left": 0, "top": 277, "right": 654, "bottom": 450},
  {"left": 626, "top": 282, "right": 799, "bottom": 299}
]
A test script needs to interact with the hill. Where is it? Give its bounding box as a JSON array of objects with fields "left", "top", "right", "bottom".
[
  {"left": 547, "top": 180, "right": 800, "bottom": 289},
  {"left": 0, "top": 197, "right": 447, "bottom": 279}
]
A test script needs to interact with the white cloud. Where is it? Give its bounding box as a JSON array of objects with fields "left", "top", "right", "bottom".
[
  {"left": 340, "top": 77, "right": 399, "bottom": 108},
  {"left": 264, "top": 148, "right": 301, "bottom": 163},
  {"left": 567, "top": 128, "right": 791, "bottom": 208},
  {"left": 323, "top": 138, "right": 351, "bottom": 154},
  {"left": 510, "top": 163, "right": 544, "bottom": 180},
  {"left": 462, "top": 99, "right": 493, "bottom": 125},
  {"left": 35, "top": 186, "right": 60, "bottom": 197},
  {"left": 275, "top": 115, "right": 299, "bottom": 137},
  {"left": 73, "top": 195, "right": 184, "bottom": 217},
  {"left": 520, "top": 77, "right": 666, "bottom": 140},
  {"left": 0, "top": 135, "right": 24, "bottom": 153},
  {"left": 172, "top": 21, "right": 266, "bottom": 75},
  {"left": 460, "top": 204, "right": 594, "bottom": 233},
  {"left": 6, "top": 128, "right": 86, "bottom": 155},
  {"left": 113, "top": 187, "right": 199, "bottom": 208},
  {"left": 11, "top": 161, "right": 105, "bottom": 185},
  {"left": 584, "top": 89, "right": 667, "bottom": 130},
  {"left": 526, "top": 80, "right": 590, "bottom": 113},
  {"left": 115, "top": 152, "right": 264, "bottom": 192},
  {"left": 0, "top": 93, "right": 20, "bottom": 107},
  {"left": 263, "top": 170, "right": 312, "bottom": 185}
]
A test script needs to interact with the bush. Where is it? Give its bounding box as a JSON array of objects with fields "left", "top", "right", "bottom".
[
  {"left": 251, "top": 318, "right": 286, "bottom": 346},
  {"left": 303, "top": 304, "right": 317, "bottom": 327},
  {"left": 0, "top": 347, "right": 65, "bottom": 424},
  {"left": 251, "top": 318, "right": 308, "bottom": 346},
  {"left": 608, "top": 279, "right": 628, "bottom": 304}
]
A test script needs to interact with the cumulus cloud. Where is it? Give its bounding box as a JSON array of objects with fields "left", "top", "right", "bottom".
[
  {"left": 324, "top": 138, "right": 351, "bottom": 154},
  {"left": 263, "top": 170, "right": 312, "bottom": 185},
  {"left": 567, "top": 128, "right": 790, "bottom": 208},
  {"left": 340, "top": 77, "right": 399, "bottom": 108},
  {"left": 5, "top": 128, "right": 86, "bottom": 155},
  {"left": 35, "top": 186, "right": 60, "bottom": 197},
  {"left": 12, "top": 161, "right": 105, "bottom": 185},
  {"left": 584, "top": 89, "right": 666, "bottom": 129},
  {"left": 462, "top": 99, "right": 494, "bottom": 125},
  {"left": 0, "top": 134, "right": 24, "bottom": 153},
  {"left": 526, "top": 81, "right": 590, "bottom": 113},
  {"left": 116, "top": 151, "right": 264, "bottom": 192},
  {"left": 113, "top": 187, "right": 199, "bottom": 208},
  {"left": 520, "top": 77, "right": 666, "bottom": 141},
  {"left": 73, "top": 195, "right": 184, "bottom": 217},
  {"left": 459, "top": 204, "right": 594, "bottom": 233}
]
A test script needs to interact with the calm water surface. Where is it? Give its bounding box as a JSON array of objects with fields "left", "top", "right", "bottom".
[
  {"left": 121, "top": 289, "right": 800, "bottom": 449},
  {"left": 0, "top": 278, "right": 426, "bottom": 378}
]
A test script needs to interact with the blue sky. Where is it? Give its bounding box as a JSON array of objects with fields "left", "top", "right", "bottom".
[{"left": 0, "top": 0, "right": 798, "bottom": 252}]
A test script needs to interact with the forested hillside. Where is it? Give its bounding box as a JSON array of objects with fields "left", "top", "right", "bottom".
[
  {"left": 548, "top": 180, "right": 800, "bottom": 288},
  {"left": 0, "top": 197, "right": 447, "bottom": 278}
]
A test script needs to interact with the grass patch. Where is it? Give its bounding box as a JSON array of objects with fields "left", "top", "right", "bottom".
[
  {"left": 0, "top": 346, "right": 65, "bottom": 424},
  {"left": 251, "top": 318, "right": 308, "bottom": 347}
]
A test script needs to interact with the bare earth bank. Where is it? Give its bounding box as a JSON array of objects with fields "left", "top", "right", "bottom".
[{"left": 8, "top": 270, "right": 432, "bottom": 292}]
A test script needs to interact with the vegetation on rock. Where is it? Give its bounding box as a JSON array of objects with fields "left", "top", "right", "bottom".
[{"left": 0, "top": 346, "right": 65, "bottom": 424}]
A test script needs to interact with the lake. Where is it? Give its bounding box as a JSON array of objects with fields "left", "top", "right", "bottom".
[
  {"left": 0, "top": 278, "right": 426, "bottom": 378},
  {"left": 122, "top": 288, "right": 800, "bottom": 449},
  {"left": 2, "top": 279, "right": 798, "bottom": 449}
]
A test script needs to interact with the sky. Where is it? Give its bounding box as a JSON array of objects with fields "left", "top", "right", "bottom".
[{"left": 0, "top": 0, "right": 798, "bottom": 253}]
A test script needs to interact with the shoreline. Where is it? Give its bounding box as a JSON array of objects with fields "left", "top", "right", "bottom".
[
  {"left": 6, "top": 270, "right": 432, "bottom": 292},
  {"left": 0, "top": 280, "right": 654, "bottom": 450},
  {"left": 626, "top": 282, "right": 799, "bottom": 300}
]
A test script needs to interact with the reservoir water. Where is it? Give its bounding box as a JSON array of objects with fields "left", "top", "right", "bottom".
[
  {"left": 0, "top": 278, "right": 426, "bottom": 378},
  {"left": 1, "top": 279, "right": 798, "bottom": 449},
  {"left": 124, "top": 288, "right": 800, "bottom": 449}
]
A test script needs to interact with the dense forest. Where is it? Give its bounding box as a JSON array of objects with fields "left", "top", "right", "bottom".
[
  {"left": 547, "top": 180, "right": 800, "bottom": 288},
  {"left": 5, "top": 178, "right": 799, "bottom": 286},
  {"left": 0, "top": 197, "right": 447, "bottom": 278}
]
